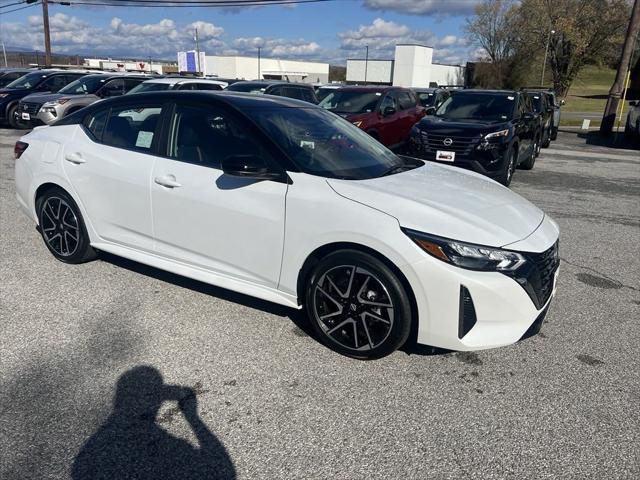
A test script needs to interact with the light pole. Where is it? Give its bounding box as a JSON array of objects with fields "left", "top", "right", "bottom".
[
  {"left": 364, "top": 45, "right": 369, "bottom": 85},
  {"left": 540, "top": 29, "right": 555, "bottom": 87},
  {"left": 195, "top": 28, "right": 201, "bottom": 76},
  {"left": 257, "top": 46, "right": 261, "bottom": 80}
]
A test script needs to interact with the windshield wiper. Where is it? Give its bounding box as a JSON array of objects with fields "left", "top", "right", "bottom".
[{"left": 379, "top": 163, "right": 410, "bottom": 177}]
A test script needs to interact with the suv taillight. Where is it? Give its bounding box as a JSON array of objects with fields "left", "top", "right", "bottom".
[{"left": 14, "top": 141, "right": 29, "bottom": 159}]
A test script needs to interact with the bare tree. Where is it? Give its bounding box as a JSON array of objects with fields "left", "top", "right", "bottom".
[{"left": 466, "top": 0, "right": 520, "bottom": 87}]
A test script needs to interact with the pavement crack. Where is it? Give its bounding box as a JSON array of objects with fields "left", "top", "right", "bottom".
[{"left": 560, "top": 257, "right": 639, "bottom": 292}]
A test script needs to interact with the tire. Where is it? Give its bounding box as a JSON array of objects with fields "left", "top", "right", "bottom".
[
  {"left": 7, "top": 104, "right": 19, "bottom": 129},
  {"left": 304, "top": 250, "right": 413, "bottom": 359},
  {"left": 496, "top": 146, "right": 517, "bottom": 187},
  {"left": 550, "top": 126, "right": 558, "bottom": 141},
  {"left": 37, "top": 187, "right": 97, "bottom": 264},
  {"left": 542, "top": 127, "right": 551, "bottom": 148}
]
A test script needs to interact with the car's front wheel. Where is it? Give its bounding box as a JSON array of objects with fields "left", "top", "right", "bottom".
[
  {"left": 497, "top": 147, "right": 517, "bottom": 187},
  {"left": 37, "top": 188, "right": 97, "bottom": 263},
  {"left": 305, "top": 250, "right": 413, "bottom": 359}
]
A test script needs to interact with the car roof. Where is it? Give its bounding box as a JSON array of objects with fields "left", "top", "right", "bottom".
[
  {"left": 336, "top": 85, "right": 402, "bottom": 92},
  {"left": 453, "top": 89, "right": 519, "bottom": 95},
  {"left": 141, "top": 77, "right": 226, "bottom": 85},
  {"left": 79, "top": 90, "right": 317, "bottom": 111},
  {"left": 231, "top": 80, "right": 311, "bottom": 87}
]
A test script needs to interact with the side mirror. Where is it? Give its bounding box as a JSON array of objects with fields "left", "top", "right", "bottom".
[
  {"left": 560, "top": 99, "right": 566, "bottom": 106},
  {"left": 629, "top": 100, "right": 638, "bottom": 107},
  {"left": 382, "top": 106, "right": 397, "bottom": 117},
  {"left": 221, "top": 154, "right": 282, "bottom": 181},
  {"left": 425, "top": 107, "right": 436, "bottom": 115},
  {"left": 523, "top": 112, "right": 535, "bottom": 120}
]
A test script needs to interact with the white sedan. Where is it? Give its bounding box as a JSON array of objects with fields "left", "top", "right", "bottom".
[{"left": 14, "top": 91, "right": 559, "bottom": 359}]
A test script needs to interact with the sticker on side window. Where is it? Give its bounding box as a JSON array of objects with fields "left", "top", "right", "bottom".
[
  {"left": 135, "top": 131, "right": 153, "bottom": 148},
  {"left": 300, "top": 140, "right": 315, "bottom": 150},
  {"left": 507, "top": 96, "right": 515, "bottom": 100}
]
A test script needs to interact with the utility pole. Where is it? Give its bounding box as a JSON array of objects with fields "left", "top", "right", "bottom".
[
  {"left": 1, "top": 43, "right": 7, "bottom": 68},
  {"left": 364, "top": 45, "right": 369, "bottom": 85},
  {"left": 600, "top": 0, "right": 640, "bottom": 135},
  {"left": 42, "top": 0, "right": 52, "bottom": 67},
  {"left": 195, "top": 28, "right": 201, "bottom": 76},
  {"left": 540, "top": 29, "right": 555, "bottom": 87},
  {"left": 257, "top": 46, "right": 261, "bottom": 79}
]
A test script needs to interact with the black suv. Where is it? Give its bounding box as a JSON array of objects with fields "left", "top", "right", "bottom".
[
  {"left": 409, "top": 89, "right": 541, "bottom": 186},
  {"left": 225, "top": 80, "right": 318, "bottom": 104},
  {"left": 0, "top": 68, "right": 33, "bottom": 89},
  {"left": 524, "top": 89, "right": 554, "bottom": 148},
  {"left": 0, "top": 69, "right": 88, "bottom": 128}
]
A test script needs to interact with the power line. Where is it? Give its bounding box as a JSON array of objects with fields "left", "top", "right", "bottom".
[
  {"left": 0, "top": 1, "right": 28, "bottom": 8},
  {"left": 49, "top": 0, "right": 334, "bottom": 6},
  {"left": 0, "top": 1, "right": 38, "bottom": 13}
]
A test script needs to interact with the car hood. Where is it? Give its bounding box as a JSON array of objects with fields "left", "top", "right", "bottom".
[
  {"left": 332, "top": 111, "right": 370, "bottom": 123},
  {"left": 417, "top": 116, "right": 511, "bottom": 136},
  {"left": 327, "top": 161, "right": 544, "bottom": 248},
  {"left": 0, "top": 87, "right": 30, "bottom": 97},
  {"left": 20, "top": 92, "right": 62, "bottom": 104}
]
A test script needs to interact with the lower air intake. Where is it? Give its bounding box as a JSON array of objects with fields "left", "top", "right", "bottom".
[{"left": 458, "top": 285, "right": 477, "bottom": 339}]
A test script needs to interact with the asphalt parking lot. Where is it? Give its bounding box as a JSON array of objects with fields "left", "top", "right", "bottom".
[{"left": 1, "top": 127, "right": 638, "bottom": 479}]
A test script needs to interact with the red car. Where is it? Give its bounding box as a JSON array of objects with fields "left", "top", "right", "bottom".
[{"left": 319, "top": 86, "right": 425, "bottom": 149}]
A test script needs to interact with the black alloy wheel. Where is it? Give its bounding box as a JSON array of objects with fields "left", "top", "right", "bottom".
[{"left": 305, "top": 250, "right": 412, "bottom": 359}]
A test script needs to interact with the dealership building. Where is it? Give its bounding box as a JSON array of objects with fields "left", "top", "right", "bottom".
[
  {"left": 346, "top": 44, "right": 465, "bottom": 87},
  {"left": 177, "top": 51, "right": 329, "bottom": 83}
]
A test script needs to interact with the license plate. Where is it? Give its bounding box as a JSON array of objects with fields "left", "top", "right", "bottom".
[
  {"left": 436, "top": 150, "right": 455, "bottom": 162},
  {"left": 21, "top": 112, "right": 30, "bottom": 121}
]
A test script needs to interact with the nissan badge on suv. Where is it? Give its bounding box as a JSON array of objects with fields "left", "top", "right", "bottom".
[{"left": 409, "top": 90, "right": 541, "bottom": 186}]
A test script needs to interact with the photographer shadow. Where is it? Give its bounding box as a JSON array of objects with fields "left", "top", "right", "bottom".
[{"left": 72, "top": 366, "right": 236, "bottom": 480}]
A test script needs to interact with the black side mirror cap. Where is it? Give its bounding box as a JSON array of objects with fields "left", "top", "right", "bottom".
[
  {"left": 221, "top": 154, "right": 283, "bottom": 181},
  {"left": 382, "top": 106, "right": 397, "bottom": 117},
  {"left": 425, "top": 107, "right": 436, "bottom": 115}
]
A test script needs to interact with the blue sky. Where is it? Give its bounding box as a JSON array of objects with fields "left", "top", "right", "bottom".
[{"left": 0, "top": 0, "right": 483, "bottom": 65}]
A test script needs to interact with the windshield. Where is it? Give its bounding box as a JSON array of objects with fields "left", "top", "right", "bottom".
[
  {"left": 316, "top": 87, "right": 338, "bottom": 103},
  {"left": 417, "top": 92, "right": 436, "bottom": 107},
  {"left": 252, "top": 107, "right": 413, "bottom": 180},
  {"left": 225, "top": 83, "right": 268, "bottom": 93},
  {"left": 5, "top": 71, "right": 47, "bottom": 90},
  {"left": 319, "top": 90, "right": 382, "bottom": 114},
  {"left": 127, "top": 82, "right": 172, "bottom": 94},
  {"left": 435, "top": 93, "right": 515, "bottom": 121},
  {"left": 59, "top": 75, "right": 107, "bottom": 95}
]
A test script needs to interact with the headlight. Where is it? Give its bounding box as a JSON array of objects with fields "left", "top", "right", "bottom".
[
  {"left": 402, "top": 228, "right": 526, "bottom": 272},
  {"left": 483, "top": 129, "right": 510, "bottom": 140},
  {"left": 0, "top": 93, "right": 9, "bottom": 99}
]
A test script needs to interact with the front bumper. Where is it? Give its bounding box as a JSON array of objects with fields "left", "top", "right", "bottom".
[
  {"left": 409, "top": 132, "right": 510, "bottom": 179},
  {"left": 401, "top": 217, "right": 559, "bottom": 351}
]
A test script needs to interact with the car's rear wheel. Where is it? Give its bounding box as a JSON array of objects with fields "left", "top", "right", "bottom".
[
  {"left": 497, "top": 147, "right": 517, "bottom": 186},
  {"left": 542, "top": 127, "right": 551, "bottom": 148},
  {"left": 550, "top": 126, "right": 558, "bottom": 141},
  {"left": 305, "top": 250, "right": 412, "bottom": 359},
  {"left": 37, "top": 188, "right": 97, "bottom": 263},
  {"left": 519, "top": 137, "right": 538, "bottom": 170}
]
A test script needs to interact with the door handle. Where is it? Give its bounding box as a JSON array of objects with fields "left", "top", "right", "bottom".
[
  {"left": 154, "top": 175, "right": 182, "bottom": 188},
  {"left": 65, "top": 152, "right": 85, "bottom": 164}
]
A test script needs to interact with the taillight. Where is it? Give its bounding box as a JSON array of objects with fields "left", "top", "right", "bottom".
[{"left": 14, "top": 141, "right": 28, "bottom": 159}]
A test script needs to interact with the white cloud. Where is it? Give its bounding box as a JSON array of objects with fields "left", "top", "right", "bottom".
[{"left": 362, "top": 0, "right": 482, "bottom": 16}]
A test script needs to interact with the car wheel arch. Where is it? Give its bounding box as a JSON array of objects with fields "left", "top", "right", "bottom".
[{"left": 295, "top": 241, "right": 419, "bottom": 346}]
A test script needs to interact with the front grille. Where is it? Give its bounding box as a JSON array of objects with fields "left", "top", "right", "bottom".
[
  {"left": 507, "top": 241, "right": 559, "bottom": 310},
  {"left": 21, "top": 102, "right": 42, "bottom": 115},
  {"left": 420, "top": 132, "right": 481, "bottom": 154},
  {"left": 458, "top": 286, "right": 477, "bottom": 339}
]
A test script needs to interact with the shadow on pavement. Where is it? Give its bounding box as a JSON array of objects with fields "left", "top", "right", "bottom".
[
  {"left": 575, "top": 130, "right": 640, "bottom": 150},
  {"left": 72, "top": 366, "right": 236, "bottom": 480}
]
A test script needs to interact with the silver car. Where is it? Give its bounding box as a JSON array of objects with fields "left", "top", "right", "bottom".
[
  {"left": 32, "top": 73, "right": 154, "bottom": 125},
  {"left": 625, "top": 101, "right": 640, "bottom": 140}
]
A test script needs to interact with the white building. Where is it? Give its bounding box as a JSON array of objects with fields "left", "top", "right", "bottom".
[
  {"left": 177, "top": 51, "right": 329, "bottom": 83},
  {"left": 346, "top": 44, "right": 465, "bottom": 87},
  {"left": 84, "top": 58, "right": 167, "bottom": 74}
]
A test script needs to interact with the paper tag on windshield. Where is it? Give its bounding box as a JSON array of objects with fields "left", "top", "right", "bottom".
[{"left": 135, "top": 131, "right": 153, "bottom": 148}]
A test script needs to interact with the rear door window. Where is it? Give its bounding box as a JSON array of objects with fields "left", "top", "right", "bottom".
[
  {"left": 101, "top": 105, "right": 163, "bottom": 152},
  {"left": 397, "top": 91, "right": 415, "bottom": 110},
  {"left": 82, "top": 109, "right": 109, "bottom": 141},
  {"left": 100, "top": 79, "right": 126, "bottom": 97}
]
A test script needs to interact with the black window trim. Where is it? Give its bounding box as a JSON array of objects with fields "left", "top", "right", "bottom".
[{"left": 80, "top": 101, "right": 169, "bottom": 156}]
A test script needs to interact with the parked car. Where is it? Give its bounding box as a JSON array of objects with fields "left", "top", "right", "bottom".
[
  {"left": 314, "top": 83, "right": 343, "bottom": 103},
  {"left": 127, "top": 77, "right": 227, "bottom": 94},
  {"left": 319, "top": 86, "right": 425, "bottom": 150},
  {"left": 225, "top": 81, "right": 318, "bottom": 104},
  {"left": 624, "top": 100, "right": 640, "bottom": 142},
  {"left": 0, "top": 68, "right": 33, "bottom": 89},
  {"left": 524, "top": 89, "right": 553, "bottom": 148},
  {"left": 14, "top": 91, "right": 559, "bottom": 359},
  {"left": 19, "top": 73, "right": 154, "bottom": 127},
  {"left": 409, "top": 89, "right": 541, "bottom": 186},
  {"left": 1, "top": 69, "right": 89, "bottom": 128},
  {"left": 412, "top": 87, "right": 450, "bottom": 112},
  {"left": 524, "top": 87, "right": 563, "bottom": 140}
]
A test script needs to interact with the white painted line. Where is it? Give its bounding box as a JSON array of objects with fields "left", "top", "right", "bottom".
[{"left": 543, "top": 148, "right": 639, "bottom": 162}]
